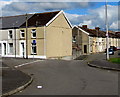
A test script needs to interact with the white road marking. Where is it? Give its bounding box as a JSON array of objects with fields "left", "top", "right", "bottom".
[
  {"left": 14, "top": 60, "right": 44, "bottom": 68},
  {"left": 37, "top": 86, "right": 43, "bottom": 89},
  {"left": 0, "top": 67, "right": 9, "bottom": 69}
]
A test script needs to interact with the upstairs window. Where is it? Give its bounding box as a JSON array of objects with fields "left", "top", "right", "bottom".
[
  {"left": 8, "top": 30, "right": 13, "bottom": 39},
  {"left": 31, "top": 29, "right": 36, "bottom": 38},
  {"left": 72, "top": 36, "right": 76, "bottom": 43},
  {"left": 20, "top": 30, "right": 25, "bottom": 38}
]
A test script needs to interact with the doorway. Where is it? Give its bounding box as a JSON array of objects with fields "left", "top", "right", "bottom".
[
  {"left": 20, "top": 42, "right": 25, "bottom": 58},
  {"left": 3, "top": 43, "right": 6, "bottom": 55},
  {"left": 84, "top": 45, "right": 87, "bottom": 54}
]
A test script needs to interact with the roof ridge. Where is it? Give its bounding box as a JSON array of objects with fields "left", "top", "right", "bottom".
[
  {"left": 0, "top": 10, "right": 61, "bottom": 18},
  {"left": 0, "top": 13, "right": 34, "bottom": 18},
  {"left": 35, "top": 10, "right": 60, "bottom": 15}
]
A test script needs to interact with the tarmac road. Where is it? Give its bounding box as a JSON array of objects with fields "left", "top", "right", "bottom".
[{"left": 11, "top": 59, "right": 118, "bottom": 95}]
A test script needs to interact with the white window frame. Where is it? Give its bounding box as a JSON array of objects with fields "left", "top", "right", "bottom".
[
  {"left": 8, "top": 30, "right": 13, "bottom": 39},
  {"left": 8, "top": 43, "right": 13, "bottom": 55},
  {"left": 20, "top": 30, "right": 25, "bottom": 38},
  {"left": 31, "top": 29, "right": 36, "bottom": 38}
]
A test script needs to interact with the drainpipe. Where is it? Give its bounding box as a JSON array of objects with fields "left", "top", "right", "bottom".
[
  {"left": 77, "top": 27, "right": 80, "bottom": 56},
  {"left": 25, "top": 13, "right": 28, "bottom": 59},
  {"left": 14, "top": 28, "right": 16, "bottom": 58},
  {"left": 44, "top": 26, "right": 46, "bottom": 58}
]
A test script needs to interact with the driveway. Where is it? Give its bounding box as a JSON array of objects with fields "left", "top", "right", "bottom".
[{"left": 10, "top": 59, "right": 118, "bottom": 95}]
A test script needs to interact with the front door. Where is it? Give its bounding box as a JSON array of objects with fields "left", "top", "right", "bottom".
[
  {"left": 84, "top": 45, "right": 87, "bottom": 54},
  {"left": 20, "top": 42, "right": 25, "bottom": 58},
  {"left": 3, "top": 43, "right": 6, "bottom": 55}
]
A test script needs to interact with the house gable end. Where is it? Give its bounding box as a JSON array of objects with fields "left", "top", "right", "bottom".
[{"left": 46, "top": 11, "right": 72, "bottom": 28}]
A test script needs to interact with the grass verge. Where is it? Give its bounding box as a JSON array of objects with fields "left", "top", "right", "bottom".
[{"left": 109, "top": 58, "right": 120, "bottom": 64}]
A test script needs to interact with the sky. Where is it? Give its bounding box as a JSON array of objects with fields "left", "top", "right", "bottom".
[{"left": 0, "top": 0, "right": 120, "bottom": 31}]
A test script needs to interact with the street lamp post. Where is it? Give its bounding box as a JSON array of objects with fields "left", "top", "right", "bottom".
[{"left": 105, "top": 0, "right": 109, "bottom": 60}]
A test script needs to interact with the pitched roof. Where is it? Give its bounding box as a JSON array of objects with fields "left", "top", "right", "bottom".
[
  {"left": 79, "top": 26, "right": 118, "bottom": 38},
  {"left": 0, "top": 10, "right": 72, "bottom": 29},
  {"left": 20, "top": 11, "right": 60, "bottom": 27},
  {"left": 115, "top": 32, "right": 120, "bottom": 38},
  {"left": 0, "top": 14, "right": 33, "bottom": 29}
]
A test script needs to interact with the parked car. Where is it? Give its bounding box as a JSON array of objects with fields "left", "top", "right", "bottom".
[
  {"left": 110, "top": 46, "right": 117, "bottom": 51},
  {"left": 105, "top": 48, "right": 114, "bottom": 55},
  {"left": 108, "top": 48, "right": 114, "bottom": 55},
  {"left": 117, "top": 47, "right": 120, "bottom": 50}
]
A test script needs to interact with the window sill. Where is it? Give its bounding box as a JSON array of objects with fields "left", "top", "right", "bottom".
[
  {"left": 31, "top": 53, "right": 37, "bottom": 55},
  {"left": 31, "top": 37, "right": 36, "bottom": 39},
  {"left": 20, "top": 37, "right": 25, "bottom": 39}
]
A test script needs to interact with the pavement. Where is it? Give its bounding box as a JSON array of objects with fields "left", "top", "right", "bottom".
[
  {"left": 88, "top": 59, "right": 120, "bottom": 71},
  {"left": 1, "top": 61, "right": 33, "bottom": 97},
  {"left": 88, "top": 51, "right": 120, "bottom": 71}
]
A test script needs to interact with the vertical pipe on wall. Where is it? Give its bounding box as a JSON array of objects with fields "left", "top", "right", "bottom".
[
  {"left": 14, "top": 28, "right": 16, "bottom": 58},
  {"left": 44, "top": 26, "right": 46, "bottom": 58}
]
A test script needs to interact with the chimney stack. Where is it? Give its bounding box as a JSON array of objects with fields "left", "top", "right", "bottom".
[
  {"left": 82, "top": 25, "right": 87, "bottom": 29},
  {"left": 95, "top": 27, "right": 100, "bottom": 31}
]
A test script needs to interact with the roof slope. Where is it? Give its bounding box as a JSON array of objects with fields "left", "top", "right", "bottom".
[
  {"left": 0, "top": 14, "right": 33, "bottom": 29},
  {"left": 78, "top": 26, "right": 118, "bottom": 38},
  {"left": 0, "top": 11, "right": 72, "bottom": 29},
  {"left": 20, "top": 11, "right": 60, "bottom": 27}
]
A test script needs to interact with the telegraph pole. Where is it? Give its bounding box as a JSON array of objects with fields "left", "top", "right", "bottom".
[
  {"left": 105, "top": 0, "right": 109, "bottom": 60},
  {"left": 13, "top": 23, "right": 16, "bottom": 58},
  {"left": 26, "top": 13, "right": 28, "bottom": 59}
]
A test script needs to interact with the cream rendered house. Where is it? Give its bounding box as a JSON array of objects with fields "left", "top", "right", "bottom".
[
  {"left": 19, "top": 11, "right": 72, "bottom": 59},
  {"left": 72, "top": 25, "right": 120, "bottom": 57}
]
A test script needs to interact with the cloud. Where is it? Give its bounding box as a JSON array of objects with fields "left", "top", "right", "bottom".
[
  {"left": 1, "top": 1, "right": 119, "bottom": 30},
  {"left": 110, "top": 21, "right": 119, "bottom": 30},
  {"left": 66, "top": 4, "right": 118, "bottom": 30},
  {"left": 1, "top": 1, "right": 95, "bottom": 16}
]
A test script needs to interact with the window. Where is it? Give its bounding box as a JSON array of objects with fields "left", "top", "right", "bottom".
[
  {"left": 20, "top": 30, "right": 25, "bottom": 38},
  {"left": 9, "top": 43, "right": 13, "bottom": 54},
  {"left": 31, "top": 29, "right": 36, "bottom": 38},
  {"left": 31, "top": 40, "right": 37, "bottom": 54},
  {"left": 8, "top": 30, "right": 13, "bottom": 39},
  {"left": 72, "top": 36, "right": 76, "bottom": 43}
]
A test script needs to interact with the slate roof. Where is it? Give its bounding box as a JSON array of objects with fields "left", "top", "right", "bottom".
[
  {"left": 0, "top": 11, "right": 60, "bottom": 29},
  {"left": 79, "top": 26, "right": 106, "bottom": 38},
  {"left": 20, "top": 11, "right": 60, "bottom": 27},
  {"left": 0, "top": 14, "right": 33, "bottom": 29},
  {"left": 79, "top": 26, "right": 119, "bottom": 38},
  {"left": 115, "top": 32, "right": 120, "bottom": 38}
]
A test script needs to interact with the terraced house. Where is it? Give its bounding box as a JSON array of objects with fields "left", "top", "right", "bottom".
[
  {"left": 72, "top": 25, "right": 120, "bottom": 58},
  {"left": 0, "top": 10, "right": 72, "bottom": 59},
  {"left": 0, "top": 14, "right": 33, "bottom": 57}
]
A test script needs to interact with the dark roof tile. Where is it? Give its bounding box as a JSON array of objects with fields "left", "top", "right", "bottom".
[
  {"left": 20, "top": 11, "right": 60, "bottom": 27},
  {"left": 0, "top": 14, "right": 33, "bottom": 29}
]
